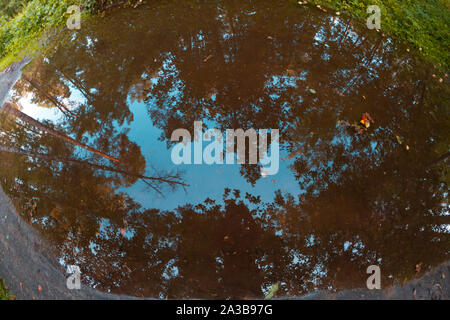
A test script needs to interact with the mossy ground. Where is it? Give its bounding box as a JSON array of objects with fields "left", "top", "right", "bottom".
[
  {"left": 0, "top": 0, "right": 92, "bottom": 70},
  {"left": 0, "top": 1, "right": 132, "bottom": 70}
]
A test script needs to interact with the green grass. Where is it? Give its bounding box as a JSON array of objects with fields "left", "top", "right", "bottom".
[
  {"left": 0, "top": 0, "right": 129, "bottom": 70},
  {"left": 0, "top": 0, "right": 76, "bottom": 70},
  {"left": 0, "top": 278, "right": 14, "bottom": 300}
]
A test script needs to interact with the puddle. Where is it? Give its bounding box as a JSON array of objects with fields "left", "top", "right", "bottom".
[{"left": 1, "top": 0, "right": 448, "bottom": 299}]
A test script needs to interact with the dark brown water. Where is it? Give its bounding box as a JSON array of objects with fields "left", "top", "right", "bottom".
[{"left": 1, "top": 0, "right": 449, "bottom": 299}]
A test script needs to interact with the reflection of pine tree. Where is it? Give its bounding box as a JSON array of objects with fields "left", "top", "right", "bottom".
[
  {"left": 1, "top": 102, "right": 187, "bottom": 191},
  {"left": 1, "top": 102, "right": 122, "bottom": 164},
  {"left": 19, "top": 77, "right": 76, "bottom": 117},
  {"left": 0, "top": 144, "right": 187, "bottom": 190}
]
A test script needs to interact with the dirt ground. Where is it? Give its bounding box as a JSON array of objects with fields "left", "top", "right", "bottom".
[
  {"left": 0, "top": 60, "right": 125, "bottom": 299},
  {"left": 0, "top": 61, "right": 448, "bottom": 300}
]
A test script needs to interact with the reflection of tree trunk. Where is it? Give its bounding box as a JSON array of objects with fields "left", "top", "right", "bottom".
[
  {"left": 338, "top": 22, "right": 351, "bottom": 47},
  {"left": 1, "top": 102, "right": 122, "bottom": 164},
  {"left": 0, "top": 144, "right": 188, "bottom": 188},
  {"left": 426, "top": 151, "right": 450, "bottom": 168},
  {"left": 21, "top": 77, "right": 76, "bottom": 117},
  {"left": 56, "top": 70, "right": 95, "bottom": 105},
  {"left": 367, "top": 37, "right": 382, "bottom": 66}
]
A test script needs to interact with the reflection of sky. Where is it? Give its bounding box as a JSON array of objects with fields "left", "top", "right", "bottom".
[
  {"left": 18, "top": 92, "right": 64, "bottom": 121},
  {"left": 121, "top": 98, "right": 302, "bottom": 211},
  {"left": 17, "top": 86, "right": 303, "bottom": 213},
  {"left": 18, "top": 80, "right": 86, "bottom": 121},
  {"left": 11, "top": 4, "right": 448, "bottom": 297}
]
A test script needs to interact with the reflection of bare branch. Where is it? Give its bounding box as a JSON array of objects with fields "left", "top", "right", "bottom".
[
  {"left": 143, "top": 163, "right": 187, "bottom": 196},
  {"left": 0, "top": 144, "right": 188, "bottom": 189},
  {"left": 1, "top": 102, "right": 122, "bottom": 164},
  {"left": 55, "top": 70, "right": 95, "bottom": 106}
]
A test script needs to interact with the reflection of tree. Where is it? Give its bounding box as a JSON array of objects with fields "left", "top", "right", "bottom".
[
  {"left": 1, "top": 102, "right": 122, "bottom": 164},
  {"left": 0, "top": 144, "right": 187, "bottom": 189},
  {"left": 0, "top": 0, "right": 448, "bottom": 299}
]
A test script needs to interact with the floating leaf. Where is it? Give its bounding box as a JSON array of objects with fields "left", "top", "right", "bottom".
[
  {"left": 396, "top": 135, "right": 404, "bottom": 145},
  {"left": 360, "top": 113, "right": 374, "bottom": 128},
  {"left": 265, "top": 282, "right": 279, "bottom": 299}
]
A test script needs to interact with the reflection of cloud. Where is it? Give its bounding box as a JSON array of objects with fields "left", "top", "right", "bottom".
[
  {"left": 18, "top": 92, "right": 63, "bottom": 121},
  {"left": 16, "top": 83, "right": 83, "bottom": 122}
]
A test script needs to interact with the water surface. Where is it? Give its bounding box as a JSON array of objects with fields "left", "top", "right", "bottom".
[{"left": 1, "top": 0, "right": 449, "bottom": 298}]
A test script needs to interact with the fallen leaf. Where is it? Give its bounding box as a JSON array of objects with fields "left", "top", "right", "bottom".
[
  {"left": 265, "top": 283, "right": 279, "bottom": 299},
  {"left": 360, "top": 119, "right": 370, "bottom": 128},
  {"left": 359, "top": 113, "right": 373, "bottom": 129}
]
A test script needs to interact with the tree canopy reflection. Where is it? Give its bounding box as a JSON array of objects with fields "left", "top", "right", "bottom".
[{"left": 0, "top": 0, "right": 448, "bottom": 298}]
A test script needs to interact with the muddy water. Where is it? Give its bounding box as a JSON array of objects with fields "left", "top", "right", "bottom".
[{"left": 1, "top": 0, "right": 449, "bottom": 299}]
